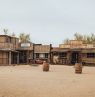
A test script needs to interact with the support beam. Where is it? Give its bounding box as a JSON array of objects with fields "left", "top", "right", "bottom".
[
  {"left": 9, "top": 51, "right": 11, "bottom": 65},
  {"left": 27, "top": 50, "right": 29, "bottom": 64},
  {"left": 17, "top": 52, "right": 19, "bottom": 64}
]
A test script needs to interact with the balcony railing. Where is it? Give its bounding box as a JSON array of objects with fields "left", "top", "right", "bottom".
[{"left": 0, "top": 43, "right": 14, "bottom": 50}]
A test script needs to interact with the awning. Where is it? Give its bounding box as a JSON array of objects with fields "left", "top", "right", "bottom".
[
  {"left": 0, "top": 49, "right": 18, "bottom": 52},
  {"left": 51, "top": 48, "right": 69, "bottom": 52},
  {"left": 82, "top": 49, "right": 95, "bottom": 53}
]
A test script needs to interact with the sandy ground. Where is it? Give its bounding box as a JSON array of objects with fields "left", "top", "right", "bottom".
[{"left": 0, "top": 65, "right": 95, "bottom": 97}]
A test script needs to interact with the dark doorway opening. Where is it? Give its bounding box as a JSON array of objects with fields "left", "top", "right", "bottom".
[
  {"left": 19, "top": 51, "right": 27, "bottom": 64},
  {"left": 71, "top": 52, "right": 79, "bottom": 64},
  {"left": 11, "top": 52, "right": 18, "bottom": 64}
]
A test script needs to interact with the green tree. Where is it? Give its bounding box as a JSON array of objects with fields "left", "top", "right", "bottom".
[
  {"left": 63, "top": 32, "right": 95, "bottom": 44},
  {"left": 90, "top": 33, "right": 95, "bottom": 43},
  {"left": 64, "top": 39, "right": 70, "bottom": 44},
  {"left": 3, "top": 28, "right": 8, "bottom": 35},
  {"left": 19, "top": 33, "right": 30, "bottom": 42},
  {"left": 74, "top": 32, "right": 83, "bottom": 41}
]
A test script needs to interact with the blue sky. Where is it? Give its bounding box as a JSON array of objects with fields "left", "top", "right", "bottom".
[{"left": 0, "top": 0, "right": 95, "bottom": 46}]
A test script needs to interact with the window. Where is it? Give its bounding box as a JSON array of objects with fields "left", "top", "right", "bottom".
[
  {"left": 87, "top": 53, "right": 95, "bottom": 58},
  {"left": 45, "top": 53, "right": 48, "bottom": 58},
  {"left": 36, "top": 53, "right": 39, "bottom": 58},
  {"left": 59, "top": 53, "right": 67, "bottom": 58}
]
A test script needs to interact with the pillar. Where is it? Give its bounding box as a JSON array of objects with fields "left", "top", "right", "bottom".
[
  {"left": 17, "top": 52, "right": 19, "bottom": 64},
  {"left": 9, "top": 51, "right": 11, "bottom": 65},
  {"left": 67, "top": 51, "right": 71, "bottom": 65},
  {"left": 27, "top": 50, "right": 29, "bottom": 64}
]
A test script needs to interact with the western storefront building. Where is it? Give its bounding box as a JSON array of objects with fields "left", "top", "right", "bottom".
[
  {"left": 0, "top": 35, "right": 19, "bottom": 65},
  {"left": 34, "top": 44, "right": 52, "bottom": 63},
  {"left": 17, "top": 42, "right": 34, "bottom": 64},
  {"left": 0, "top": 34, "right": 95, "bottom": 65},
  {"left": 51, "top": 40, "right": 95, "bottom": 65}
]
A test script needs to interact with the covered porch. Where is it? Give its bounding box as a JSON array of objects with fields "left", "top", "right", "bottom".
[
  {"left": 0, "top": 50, "right": 19, "bottom": 65},
  {"left": 51, "top": 48, "right": 70, "bottom": 65}
]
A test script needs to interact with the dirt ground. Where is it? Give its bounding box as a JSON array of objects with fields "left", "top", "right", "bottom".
[{"left": 0, "top": 65, "right": 95, "bottom": 97}]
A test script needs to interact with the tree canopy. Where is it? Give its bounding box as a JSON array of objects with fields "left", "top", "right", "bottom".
[
  {"left": 19, "top": 33, "right": 30, "bottom": 42},
  {"left": 3, "top": 28, "right": 8, "bottom": 35},
  {"left": 64, "top": 32, "right": 95, "bottom": 44}
]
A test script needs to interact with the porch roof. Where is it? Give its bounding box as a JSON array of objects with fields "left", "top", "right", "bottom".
[
  {"left": 0, "top": 49, "right": 18, "bottom": 52},
  {"left": 70, "top": 48, "right": 82, "bottom": 52},
  {"left": 51, "top": 47, "right": 69, "bottom": 52},
  {"left": 17, "top": 48, "right": 33, "bottom": 51},
  {"left": 81, "top": 48, "right": 95, "bottom": 53}
]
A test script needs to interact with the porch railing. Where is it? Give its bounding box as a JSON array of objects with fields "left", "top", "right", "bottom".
[{"left": 0, "top": 43, "right": 14, "bottom": 50}]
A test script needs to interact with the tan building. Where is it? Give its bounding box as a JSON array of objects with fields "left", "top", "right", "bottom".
[
  {"left": 34, "top": 44, "right": 52, "bottom": 63},
  {"left": 0, "top": 34, "right": 95, "bottom": 66},
  {"left": 17, "top": 42, "right": 34, "bottom": 64},
  {"left": 0, "top": 35, "right": 19, "bottom": 65},
  {"left": 51, "top": 47, "right": 69, "bottom": 64},
  {"left": 52, "top": 40, "right": 95, "bottom": 65}
]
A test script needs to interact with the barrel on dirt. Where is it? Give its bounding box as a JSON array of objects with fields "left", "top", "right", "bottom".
[
  {"left": 75, "top": 63, "right": 82, "bottom": 74},
  {"left": 43, "top": 61, "right": 49, "bottom": 71}
]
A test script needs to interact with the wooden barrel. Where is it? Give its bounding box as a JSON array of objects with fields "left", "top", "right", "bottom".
[
  {"left": 43, "top": 61, "right": 49, "bottom": 71},
  {"left": 75, "top": 63, "right": 82, "bottom": 74}
]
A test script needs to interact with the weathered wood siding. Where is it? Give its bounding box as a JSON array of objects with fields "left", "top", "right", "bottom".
[
  {"left": 0, "top": 36, "right": 6, "bottom": 42},
  {"left": 0, "top": 52, "right": 9, "bottom": 65},
  {"left": 82, "top": 53, "right": 95, "bottom": 64},
  {"left": 34, "top": 44, "right": 51, "bottom": 63},
  {"left": 11, "top": 37, "right": 19, "bottom": 49},
  {"left": 34, "top": 45, "right": 50, "bottom": 53},
  {"left": 0, "top": 35, "right": 19, "bottom": 50}
]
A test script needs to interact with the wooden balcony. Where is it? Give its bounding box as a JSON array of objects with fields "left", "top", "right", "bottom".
[{"left": 0, "top": 43, "right": 14, "bottom": 50}]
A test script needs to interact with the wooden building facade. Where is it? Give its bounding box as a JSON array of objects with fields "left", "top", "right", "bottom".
[
  {"left": 51, "top": 40, "right": 95, "bottom": 65},
  {"left": 0, "top": 35, "right": 19, "bottom": 65},
  {"left": 0, "top": 34, "right": 95, "bottom": 66},
  {"left": 34, "top": 44, "right": 52, "bottom": 63},
  {"left": 17, "top": 42, "right": 34, "bottom": 64}
]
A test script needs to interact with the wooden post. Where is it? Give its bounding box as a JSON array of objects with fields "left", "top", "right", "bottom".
[
  {"left": 79, "top": 51, "right": 82, "bottom": 63},
  {"left": 67, "top": 51, "right": 71, "bottom": 65},
  {"left": 9, "top": 51, "right": 11, "bottom": 65},
  {"left": 27, "top": 50, "right": 29, "bottom": 64},
  {"left": 17, "top": 52, "right": 19, "bottom": 64},
  {"left": 49, "top": 44, "right": 52, "bottom": 63}
]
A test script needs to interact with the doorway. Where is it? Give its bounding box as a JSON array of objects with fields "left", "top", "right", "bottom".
[
  {"left": 71, "top": 52, "right": 79, "bottom": 64},
  {"left": 11, "top": 52, "right": 18, "bottom": 64},
  {"left": 19, "top": 51, "right": 27, "bottom": 64}
]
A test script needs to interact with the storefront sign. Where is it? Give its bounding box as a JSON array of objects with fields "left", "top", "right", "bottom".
[{"left": 21, "top": 43, "right": 30, "bottom": 47}]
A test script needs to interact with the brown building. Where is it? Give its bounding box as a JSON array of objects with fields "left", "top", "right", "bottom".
[
  {"left": 0, "top": 34, "right": 95, "bottom": 66},
  {"left": 0, "top": 35, "right": 19, "bottom": 65},
  {"left": 34, "top": 44, "right": 52, "bottom": 63},
  {"left": 17, "top": 42, "right": 34, "bottom": 64},
  {"left": 51, "top": 47, "right": 69, "bottom": 64},
  {"left": 51, "top": 40, "right": 95, "bottom": 65}
]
